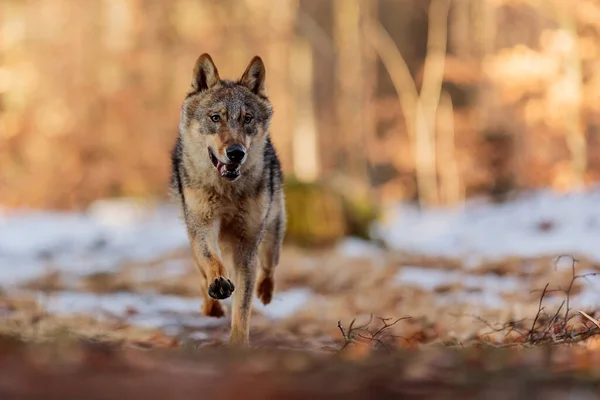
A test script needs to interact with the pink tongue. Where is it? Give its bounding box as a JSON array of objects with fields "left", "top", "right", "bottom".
[{"left": 217, "top": 162, "right": 238, "bottom": 176}]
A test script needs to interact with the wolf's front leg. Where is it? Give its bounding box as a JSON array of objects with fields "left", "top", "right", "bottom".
[
  {"left": 229, "top": 238, "right": 260, "bottom": 347},
  {"left": 187, "top": 218, "right": 235, "bottom": 316},
  {"left": 196, "top": 268, "right": 225, "bottom": 317}
]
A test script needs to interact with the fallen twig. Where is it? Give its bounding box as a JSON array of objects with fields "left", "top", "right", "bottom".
[
  {"left": 578, "top": 310, "right": 600, "bottom": 330},
  {"left": 337, "top": 315, "right": 412, "bottom": 351}
]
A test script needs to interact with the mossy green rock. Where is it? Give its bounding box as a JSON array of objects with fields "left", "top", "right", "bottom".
[{"left": 283, "top": 177, "right": 379, "bottom": 247}]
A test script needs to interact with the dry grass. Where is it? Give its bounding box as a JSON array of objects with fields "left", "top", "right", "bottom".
[{"left": 7, "top": 247, "right": 600, "bottom": 350}]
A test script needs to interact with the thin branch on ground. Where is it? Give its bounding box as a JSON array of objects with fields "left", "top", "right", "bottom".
[
  {"left": 529, "top": 283, "right": 549, "bottom": 342},
  {"left": 337, "top": 320, "right": 354, "bottom": 350},
  {"left": 339, "top": 254, "right": 600, "bottom": 351},
  {"left": 337, "top": 315, "right": 412, "bottom": 351},
  {"left": 472, "top": 254, "right": 600, "bottom": 347},
  {"left": 578, "top": 310, "right": 600, "bottom": 330}
]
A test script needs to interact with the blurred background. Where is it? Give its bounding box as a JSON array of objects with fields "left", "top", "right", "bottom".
[
  {"left": 3, "top": 0, "right": 600, "bottom": 352},
  {"left": 3, "top": 0, "right": 599, "bottom": 212}
]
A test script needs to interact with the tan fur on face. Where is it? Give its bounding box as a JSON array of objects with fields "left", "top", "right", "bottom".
[{"left": 213, "top": 124, "right": 253, "bottom": 159}]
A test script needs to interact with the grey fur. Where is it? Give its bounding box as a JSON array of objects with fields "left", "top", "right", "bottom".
[{"left": 169, "top": 54, "right": 286, "bottom": 346}]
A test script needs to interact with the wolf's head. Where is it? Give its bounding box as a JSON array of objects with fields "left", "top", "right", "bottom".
[{"left": 179, "top": 53, "right": 273, "bottom": 182}]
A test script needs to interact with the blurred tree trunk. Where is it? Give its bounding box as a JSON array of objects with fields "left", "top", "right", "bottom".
[
  {"left": 553, "top": 1, "right": 586, "bottom": 188},
  {"left": 437, "top": 91, "right": 463, "bottom": 205},
  {"left": 472, "top": 0, "right": 496, "bottom": 59},
  {"left": 364, "top": 0, "right": 450, "bottom": 208},
  {"left": 267, "top": 0, "right": 299, "bottom": 176},
  {"left": 297, "top": 1, "right": 337, "bottom": 177},
  {"left": 333, "top": 0, "right": 377, "bottom": 199},
  {"left": 413, "top": 0, "right": 451, "bottom": 207},
  {"left": 291, "top": 37, "right": 319, "bottom": 182},
  {"left": 361, "top": 0, "right": 379, "bottom": 203},
  {"left": 449, "top": 0, "right": 471, "bottom": 58},
  {"left": 471, "top": 0, "right": 497, "bottom": 131},
  {"left": 472, "top": 0, "right": 521, "bottom": 198}
]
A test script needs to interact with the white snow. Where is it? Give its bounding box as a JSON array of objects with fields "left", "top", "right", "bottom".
[
  {"left": 568, "top": 270, "right": 600, "bottom": 308},
  {"left": 40, "top": 290, "right": 205, "bottom": 323},
  {"left": 395, "top": 266, "right": 524, "bottom": 308},
  {"left": 32, "top": 287, "right": 313, "bottom": 330},
  {"left": 0, "top": 199, "right": 188, "bottom": 286},
  {"left": 377, "top": 187, "right": 600, "bottom": 263},
  {"left": 335, "top": 237, "right": 385, "bottom": 259},
  {"left": 252, "top": 288, "right": 313, "bottom": 319},
  {"left": 32, "top": 290, "right": 217, "bottom": 331},
  {"left": 395, "top": 266, "right": 523, "bottom": 293},
  {"left": 395, "top": 265, "right": 600, "bottom": 309},
  {"left": 4, "top": 188, "right": 600, "bottom": 322}
]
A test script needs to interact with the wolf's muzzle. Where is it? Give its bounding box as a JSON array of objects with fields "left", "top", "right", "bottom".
[{"left": 226, "top": 145, "right": 246, "bottom": 164}]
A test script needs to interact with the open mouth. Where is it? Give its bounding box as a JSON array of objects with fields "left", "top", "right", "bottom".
[{"left": 208, "top": 148, "right": 241, "bottom": 181}]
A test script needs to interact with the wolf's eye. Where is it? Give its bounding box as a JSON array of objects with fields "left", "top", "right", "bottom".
[
  {"left": 244, "top": 114, "right": 253, "bottom": 124},
  {"left": 210, "top": 115, "right": 220, "bottom": 122}
]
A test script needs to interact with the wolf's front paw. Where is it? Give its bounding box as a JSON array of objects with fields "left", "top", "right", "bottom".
[{"left": 208, "top": 277, "right": 235, "bottom": 299}]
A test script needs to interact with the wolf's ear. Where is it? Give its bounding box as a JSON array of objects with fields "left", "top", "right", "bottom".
[
  {"left": 239, "top": 56, "right": 266, "bottom": 96},
  {"left": 189, "top": 53, "right": 220, "bottom": 94}
]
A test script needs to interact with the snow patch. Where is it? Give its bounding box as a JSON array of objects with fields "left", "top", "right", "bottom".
[
  {"left": 395, "top": 266, "right": 523, "bottom": 308},
  {"left": 336, "top": 237, "right": 385, "bottom": 259},
  {"left": 253, "top": 288, "right": 313, "bottom": 319},
  {"left": 395, "top": 266, "right": 523, "bottom": 293},
  {"left": 0, "top": 199, "right": 188, "bottom": 286},
  {"left": 377, "top": 188, "right": 600, "bottom": 263},
  {"left": 32, "top": 287, "right": 313, "bottom": 330}
]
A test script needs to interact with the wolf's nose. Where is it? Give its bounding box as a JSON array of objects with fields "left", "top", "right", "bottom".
[{"left": 226, "top": 145, "right": 246, "bottom": 163}]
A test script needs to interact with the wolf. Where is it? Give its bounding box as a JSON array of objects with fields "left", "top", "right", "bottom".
[{"left": 169, "top": 53, "right": 286, "bottom": 346}]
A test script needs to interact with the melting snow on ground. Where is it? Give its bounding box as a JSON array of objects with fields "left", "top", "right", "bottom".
[
  {"left": 377, "top": 187, "right": 600, "bottom": 263},
  {"left": 5, "top": 188, "right": 600, "bottom": 327},
  {"left": 0, "top": 199, "right": 188, "bottom": 286},
  {"left": 35, "top": 287, "right": 312, "bottom": 329}
]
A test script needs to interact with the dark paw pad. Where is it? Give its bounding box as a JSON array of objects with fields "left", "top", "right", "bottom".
[{"left": 208, "top": 277, "right": 235, "bottom": 300}]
